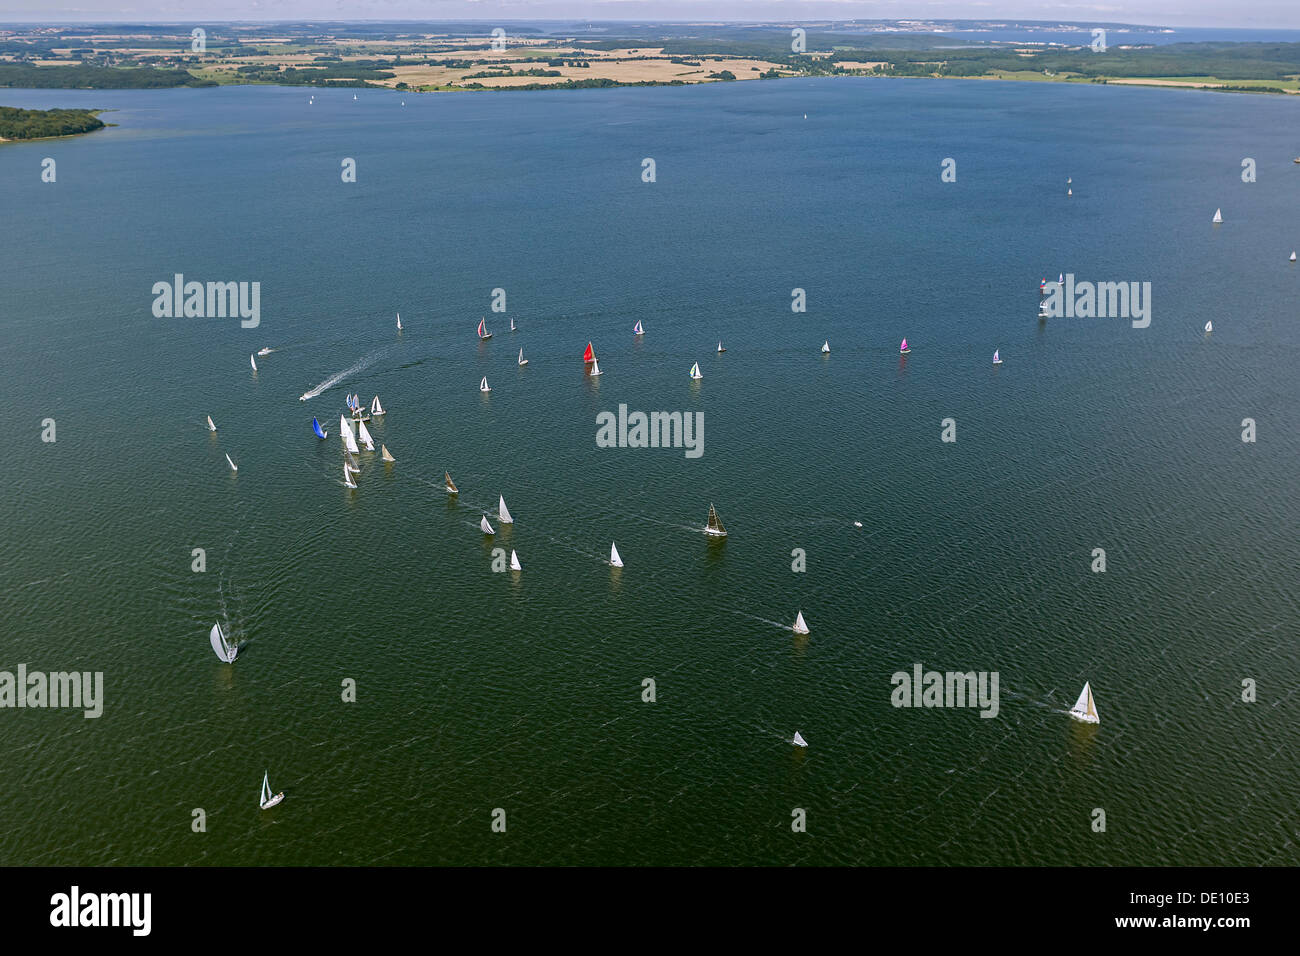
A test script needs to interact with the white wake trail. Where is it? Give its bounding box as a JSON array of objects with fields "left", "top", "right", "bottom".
[{"left": 298, "top": 346, "right": 392, "bottom": 401}]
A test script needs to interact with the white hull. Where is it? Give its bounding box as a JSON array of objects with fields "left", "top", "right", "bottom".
[
  {"left": 260, "top": 792, "right": 285, "bottom": 810},
  {"left": 1068, "top": 710, "right": 1099, "bottom": 725}
]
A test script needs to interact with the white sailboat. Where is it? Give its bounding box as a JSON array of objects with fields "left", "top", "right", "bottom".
[
  {"left": 480, "top": 376, "right": 491, "bottom": 393},
  {"left": 225, "top": 453, "right": 238, "bottom": 473},
  {"left": 510, "top": 317, "right": 516, "bottom": 332},
  {"left": 206, "top": 415, "right": 217, "bottom": 432},
  {"left": 344, "top": 463, "right": 356, "bottom": 488},
  {"left": 257, "top": 347, "right": 272, "bottom": 356},
  {"left": 1291, "top": 251, "right": 1297, "bottom": 262},
  {"left": 345, "top": 455, "right": 360, "bottom": 474},
  {"left": 704, "top": 503, "right": 727, "bottom": 537},
  {"left": 259, "top": 771, "right": 285, "bottom": 810},
  {"left": 689, "top": 362, "right": 702, "bottom": 380},
  {"left": 396, "top": 312, "right": 402, "bottom": 331},
  {"left": 590, "top": 358, "right": 603, "bottom": 377},
  {"left": 340, "top": 417, "right": 359, "bottom": 455},
  {"left": 821, "top": 341, "right": 830, "bottom": 354},
  {"left": 209, "top": 622, "right": 237, "bottom": 663},
  {"left": 792, "top": 611, "right": 809, "bottom": 634},
  {"left": 1205, "top": 321, "right": 1213, "bottom": 333},
  {"left": 481, "top": 515, "right": 495, "bottom": 535},
  {"left": 518, "top": 348, "right": 528, "bottom": 366},
  {"left": 509, "top": 549, "right": 521, "bottom": 571},
  {"left": 633, "top": 320, "right": 644, "bottom": 335},
  {"left": 717, "top": 341, "right": 725, "bottom": 353},
  {"left": 498, "top": 496, "right": 513, "bottom": 523},
  {"left": 1068, "top": 682, "right": 1100, "bottom": 724},
  {"left": 444, "top": 472, "right": 458, "bottom": 494},
  {"left": 992, "top": 349, "right": 1002, "bottom": 365},
  {"left": 370, "top": 395, "right": 385, "bottom": 416},
  {"left": 609, "top": 542, "right": 623, "bottom": 568},
  {"left": 381, "top": 444, "right": 395, "bottom": 463},
  {"left": 792, "top": 732, "right": 808, "bottom": 748},
  {"left": 250, "top": 353, "right": 257, "bottom": 372},
  {"left": 1212, "top": 208, "right": 1223, "bottom": 224},
  {"left": 357, "top": 420, "right": 375, "bottom": 451},
  {"left": 477, "top": 317, "right": 492, "bottom": 340},
  {"left": 1067, "top": 187, "right": 1072, "bottom": 196}
]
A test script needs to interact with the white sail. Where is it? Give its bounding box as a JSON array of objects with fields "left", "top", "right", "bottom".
[
  {"left": 510, "top": 317, "right": 516, "bottom": 331},
  {"left": 371, "top": 395, "right": 384, "bottom": 415},
  {"left": 259, "top": 771, "right": 284, "bottom": 809},
  {"left": 792, "top": 732, "right": 807, "bottom": 747},
  {"left": 1205, "top": 321, "right": 1213, "bottom": 332},
  {"left": 717, "top": 341, "right": 724, "bottom": 353},
  {"left": 590, "top": 358, "right": 602, "bottom": 376},
  {"left": 225, "top": 453, "right": 238, "bottom": 472},
  {"left": 498, "top": 496, "right": 513, "bottom": 523},
  {"left": 344, "top": 464, "right": 356, "bottom": 488},
  {"left": 992, "top": 349, "right": 1002, "bottom": 364},
  {"left": 340, "top": 417, "right": 359, "bottom": 455},
  {"left": 396, "top": 312, "right": 402, "bottom": 330},
  {"left": 1213, "top": 208, "right": 1223, "bottom": 223},
  {"left": 481, "top": 515, "right": 495, "bottom": 534},
  {"left": 1291, "top": 251, "right": 1297, "bottom": 262},
  {"left": 357, "top": 420, "right": 375, "bottom": 451},
  {"left": 209, "top": 622, "right": 236, "bottom": 663},
  {"left": 1069, "top": 682, "right": 1100, "bottom": 724},
  {"left": 206, "top": 415, "right": 217, "bottom": 432},
  {"left": 480, "top": 376, "right": 491, "bottom": 392},
  {"left": 793, "top": 611, "right": 809, "bottom": 634},
  {"left": 510, "top": 549, "right": 521, "bottom": 571},
  {"left": 689, "top": 362, "right": 702, "bottom": 380},
  {"left": 381, "top": 444, "right": 395, "bottom": 462},
  {"left": 821, "top": 340, "right": 830, "bottom": 353},
  {"left": 250, "top": 353, "right": 257, "bottom": 371},
  {"left": 518, "top": 348, "right": 528, "bottom": 366},
  {"left": 610, "top": 542, "right": 623, "bottom": 567}
]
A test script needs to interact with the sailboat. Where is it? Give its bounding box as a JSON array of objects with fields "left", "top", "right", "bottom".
[
  {"left": 340, "top": 417, "right": 359, "bottom": 455},
  {"left": 357, "top": 420, "right": 375, "bottom": 451},
  {"left": 312, "top": 417, "right": 328, "bottom": 440},
  {"left": 1205, "top": 321, "right": 1213, "bottom": 332},
  {"left": 704, "top": 503, "right": 727, "bottom": 537},
  {"left": 1067, "top": 176, "right": 1072, "bottom": 184},
  {"left": 481, "top": 515, "right": 495, "bottom": 535},
  {"left": 477, "top": 317, "right": 492, "bottom": 340},
  {"left": 509, "top": 549, "right": 521, "bottom": 571},
  {"left": 1067, "top": 187, "right": 1072, "bottom": 196},
  {"left": 1068, "top": 682, "right": 1100, "bottom": 724},
  {"left": 1291, "top": 251, "right": 1297, "bottom": 262},
  {"left": 345, "top": 455, "right": 360, "bottom": 474},
  {"left": 480, "top": 376, "right": 491, "bottom": 393},
  {"left": 992, "top": 349, "right": 1002, "bottom": 365},
  {"left": 381, "top": 444, "right": 395, "bottom": 463},
  {"left": 609, "top": 542, "right": 623, "bottom": 568},
  {"left": 518, "top": 348, "right": 528, "bottom": 366},
  {"left": 370, "top": 395, "right": 385, "bottom": 416},
  {"left": 259, "top": 771, "right": 285, "bottom": 810},
  {"left": 445, "top": 472, "right": 458, "bottom": 494},
  {"left": 689, "top": 362, "right": 702, "bottom": 380},
  {"left": 209, "top": 622, "right": 237, "bottom": 663},
  {"left": 821, "top": 340, "right": 830, "bottom": 354},
  {"left": 582, "top": 342, "right": 594, "bottom": 364},
  {"left": 396, "top": 312, "right": 402, "bottom": 331},
  {"left": 633, "top": 320, "right": 644, "bottom": 335},
  {"left": 250, "top": 353, "right": 257, "bottom": 372},
  {"left": 498, "top": 496, "right": 513, "bottom": 523},
  {"left": 257, "top": 347, "right": 272, "bottom": 356},
  {"left": 590, "top": 358, "right": 603, "bottom": 377},
  {"left": 792, "top": 732, "right": 808, "bottom": 748},
  {"left": 1213, "top": 208, "right": 1223, "bottom": 224},
  {"left": 225, "top": 453, "right": 238, "bottom": 473},
  {"left": 899, "top": 338, "right": 911, "bottom": 355},
  {"left": 1038, "top": 300, "right": 1050, "bottom": 318},
  {"left": 792, "top": 611, "right": 809, "bottom": 634},
  {"left": 717, "top": 341, "right": 726, "bottom": 353},
  {"left": 343, "top": 463, "right": 356, "bottom": 488},
  {"left": 207, "top": 415, "right": 217, "bottom": 432}
]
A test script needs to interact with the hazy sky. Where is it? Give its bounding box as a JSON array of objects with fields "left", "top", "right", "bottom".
[{"left": 0, "top": 2, "right": 1294, "bottom": 30}]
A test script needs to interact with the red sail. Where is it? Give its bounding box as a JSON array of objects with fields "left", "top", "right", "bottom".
[
  {"left": 478, "top": 319, "right": 486, "bottom": 337},
  {"left": 583, "top": 342, "right": 594, "bottom": 363}
]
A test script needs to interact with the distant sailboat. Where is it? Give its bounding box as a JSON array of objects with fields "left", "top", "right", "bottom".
[
  {"left": 259, "top": 771, "right": 285, "bottom": 810},
  {"left": 477, "top": 317, "right": 492, "bottom": 340},
  {"left": 481, "top": 515, "right": 495, "bottom": 535},
  {"left": 992, "top": 349, "right": 1002, "bottom": 365},
  {"left": 344, "top": 463, "right": 356, "bottom": 488},
  {"left": 370, "top": 395, "right": 385, "bottom": 416},
  {"left": 609, "top": 542, "right": 623, "bottom": 567},
  {"left": 1291, "top": 251, "right": 1297, "bottom": 262},
  {"left": 509, "top": 549, "right": 521, "bottom": 571},
  {"left": 498, "top": 496, "right": 513, "bottom": 523},
  {"left": 225, "top": 453, "right": 238, "bottom": 472},
  {"left": 1067, "top": 188, "right": 1072, "bottom": 196},
  {"left": 312, "top": 417, "right": 328, "bottom": 440},
  {"left": 250, "top": 353, "right": 257, "bottom": 372},
  {"left": 345, "top": 456, "right": 360, "bottom": 474},
  {"left": 518, "top": 348, "right": 528, "bottom": 366},
  {"left": 396, "top": 312, "right": 402, "bottom": 331},
  {"left": 1068, "top": 682, "right": 1100, "bottom": 724},
  {"left": 717, "top": 341, "right": 726, "bottom": 353},
  {"left": 583, "top": 341, "right": 594, "bottom": 364},
  {"left": 1213, "top": 208, "right": 1223, "bottom": 224},
  {"left": 899, "top": 338, "right": 910, "bottom": 355},
  {"left": 1205, "top": 321, "right": 1213, "bottom": 332},
  {"left": 480, "top": 376, "right": 491, "bottom": 393},
  {"left": 357, "top": 420, "right": 375, "bottom": 451},
  {"left": 257, "top": 347, "right": 272, "bottom": 356},
  {"left": 689, "top": 362, "right": 702, "bottom": 380},
  {"left": 792, "top": 611, "right": 809, "bottom": 634},
  {"left": 633, "top": 320, "right": 644, "bottom": 335},
  {"left": 821, "top": 340, "right": 830, "bottom": 354},
  {"left": 704, "top": 503, "right": 727, "bottom": 537},
  {"left": 590, "top": 358, "right": 603, "bottom": 376},
  {"left": 792, "top": 732, "right": 807, "bottom": 748},
  {"left": 445, "top": 472, "right": 458, "bottom": 494},
  {"left": 381, "top": 444, "right": 395, "bottom": 463},
  {"left": 1038, "top": 301, "right": 1050, "bottom": 318},
  {"left": 340, "top": 417, "right": 359, "bottom": 455},
  {"left": 510, "top": 317, "right": 516, "bottom": 332},
  {"left": 209, "top": 622, "right": 237, "bottom": 663},
  {"left": 1067, "top": 176, "right": 1072, "bottom": 184},
  {"left": 207, "top": 415, "right": 217, "bottom": 432}
]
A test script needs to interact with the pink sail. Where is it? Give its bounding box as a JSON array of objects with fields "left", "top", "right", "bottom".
[{"left": 899, "top": 338, "right": 909, "bottom": 353}]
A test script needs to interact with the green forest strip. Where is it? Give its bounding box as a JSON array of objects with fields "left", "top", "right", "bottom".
[{"left": 0, "top": 105, "right": 106, "bottom": 140}]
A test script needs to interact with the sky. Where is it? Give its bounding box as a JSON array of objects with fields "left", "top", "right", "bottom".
[{"left": 0, "top": 2, "right": 1294, "bottom": 31}]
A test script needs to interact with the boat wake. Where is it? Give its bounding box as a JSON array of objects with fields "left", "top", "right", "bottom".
[{"left": 299, "top": 346, "right": 392, "bottom": 402}]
